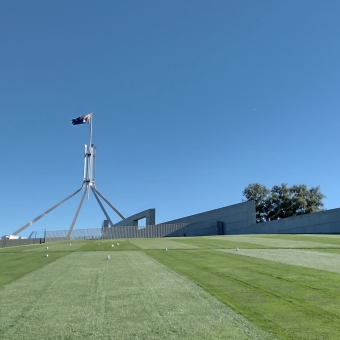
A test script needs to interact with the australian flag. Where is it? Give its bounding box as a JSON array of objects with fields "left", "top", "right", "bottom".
[{"left": 71, "top": 113, "right": 91, "bottom": 125}]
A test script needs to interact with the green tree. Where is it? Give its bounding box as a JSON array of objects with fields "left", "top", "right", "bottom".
[
  {"left": 243, "top": 183, "right": 325, "bottom": 222},
  {"left": 266, "top": 183, "right": 294, "bottom": 220},
  {"left": 242, "top": 183, "right": 269, "bottom": 223},
  {"left": 290, "top": 184, "right": 325, "bottom": 214}
]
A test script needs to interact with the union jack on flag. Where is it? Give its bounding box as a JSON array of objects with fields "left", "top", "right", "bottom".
[{"left": 71, "top": 113, "right": 91, "bottom": 125}]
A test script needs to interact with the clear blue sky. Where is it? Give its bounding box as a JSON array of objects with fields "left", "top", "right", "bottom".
[{"left": 1, "top": 1, "right": 339, "bottom": 237}]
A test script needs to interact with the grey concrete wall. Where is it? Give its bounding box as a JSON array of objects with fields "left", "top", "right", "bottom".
[
  {"left": 46, "top": 205, "right": 340, "bottom": 241},
  {"left": 225, "top": 207, "right": 340, "bottom": 235},
  {"left": 113, "top": 209, "right": 156, "bottom": 227},
  {"left": 104, "top": 223, "right": 194, "bottom": 239},
  {"left": 0, "top": 238, "right": 43, "bottom": 248},
  {"left": 46, "top": 224, "right": 190, "bottom": 241},
  {"left": 99, "top": 202, "right": 254, "bottom": 237},
  {"left": 165, "top": 221, "right": 222, "bottom": 237},
  {"left": 162, "top": 201, "right": 256, "bottom": 234},
  {"left": 46, "top": 221, "right": 220, "bottom": 241}
]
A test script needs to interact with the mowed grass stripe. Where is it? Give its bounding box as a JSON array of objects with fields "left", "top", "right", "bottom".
[
  {"left": 258, "top": 234, "right": 340, "bottom": 247},
  {"left": 29, "top": 241, "right": 89, "bottom": 252},
  {"left": 129, "top": 238, "right": 198, "bottom": 249},
  {"left": 0, "top": 251, "right": 272, "bottom": 339},
  {"left": 219, "top": 248, "right": 340, "bottom": 274},
  {"left": 210, "top": 235, "right": 340, "bottom": 248},
  {"left": 0, "top": 251, "right": 70, "bottom": 288},
  {"left": 146, "top": 249, "right": 340, "bottom": 339},
  {"left": 161, "top": 237, "right": 271, "bottom": 249},
  {"left": 78, "top": 239, "right": 140, "bottom": 251}
]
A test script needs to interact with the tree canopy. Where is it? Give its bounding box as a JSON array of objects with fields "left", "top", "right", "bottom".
[{"left": 243, "top": 183, "right": 325, "bottom": 223}]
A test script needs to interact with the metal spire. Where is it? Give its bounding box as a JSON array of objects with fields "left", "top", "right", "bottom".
[{"left": 12, "top": 113, "right": 125, "bottom": 239}]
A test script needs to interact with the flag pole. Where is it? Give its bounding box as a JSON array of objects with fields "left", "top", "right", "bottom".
[
  {"left": 88, "top": 112, "right": 93, "bottom": 199},
  {"left": 90, "top": 112, "right": 93, "bottom": 148}
]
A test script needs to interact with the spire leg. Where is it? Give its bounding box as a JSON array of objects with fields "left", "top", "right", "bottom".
[
  {"left": 66, "top": 186, "right": 87, "bottom": 239},
  {"left": 12, "top": 185, "right": 84, "bottom": 236},
  {"left": 93, "top": 187, "right": 125, "bottom": 220},
  {"left": 91, "top": 187, "right": 115, "bottom": 227}
]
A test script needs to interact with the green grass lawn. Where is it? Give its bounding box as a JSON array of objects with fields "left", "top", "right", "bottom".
[{"left": 1, "top": 235, "right": 340, "bottom": 339}]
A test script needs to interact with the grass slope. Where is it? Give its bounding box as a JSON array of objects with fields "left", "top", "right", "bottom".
[
  {"left": 0, "top": 251, "right": 271, "bottom": 339},
  {"left": 2, "top": 235, "right": 340, "bottom": 339},
  {"left": 146, "top": 248, "right": 340, "bottom": 340}
]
